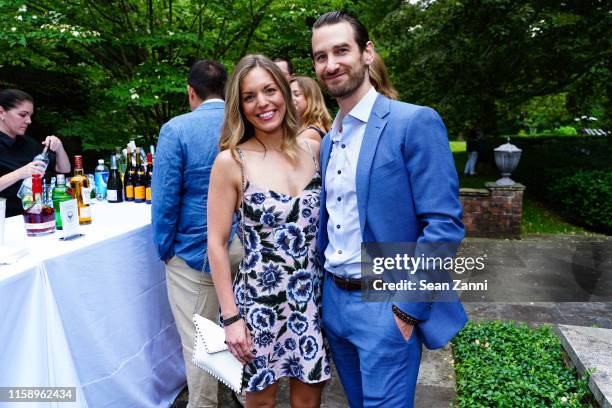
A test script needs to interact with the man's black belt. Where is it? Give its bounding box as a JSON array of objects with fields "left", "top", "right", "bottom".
[{"left": 330, "top": 274, "right": 373, "bottom": 291}]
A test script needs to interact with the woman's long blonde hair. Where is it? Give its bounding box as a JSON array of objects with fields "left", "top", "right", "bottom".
[
  {"left": 291, "top": 76, "right": 332, "bottom": 134},
  {"left": 369, "top": 51, "right": 399, "bottom": 100},
  {"left": 220, "top": 54, "right": 300, "bottom": 161}
]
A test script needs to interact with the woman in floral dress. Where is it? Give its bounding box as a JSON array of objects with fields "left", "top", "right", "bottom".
[{"left": 207, "top": 54, "right": 330, "bottom": 407}]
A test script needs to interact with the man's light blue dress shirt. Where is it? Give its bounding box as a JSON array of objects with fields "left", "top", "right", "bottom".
[{"left": 324, "top": 87, "right": 379, "bottom": 279}]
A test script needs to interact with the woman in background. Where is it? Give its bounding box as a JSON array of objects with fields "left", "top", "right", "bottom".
[
  {"left": 290, "top": 76, "right": 332, "bottom": 141},
  {"left": 369, "top": 51, "right": 399, "bottom": 100},
  {"left": 0, "top": 89, "right": 70, "bottom": 216}
]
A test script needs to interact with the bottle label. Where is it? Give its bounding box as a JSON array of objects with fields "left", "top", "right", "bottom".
[
  {"left": 95, "top": 171, "right": 109, "bottom": 197},
  {"left": 134, "top": 186, "right": 145, "bottom": 201},
  {"left": 79, "top": 205, "right": 91, "bottom": 219},
  {"left": 25, "top": 221, "right": 56, "bottom": 230},
  {"left": 145, "top": 187, "right": 152, "bottom": 202},
  {"left": 125, "top": 185, "right": 134, "bottom": 200},
  {"left": 82, "top": 187, "right": 92, "bottom": 205},
  {"left": 107, "top": 190, "right": 118, "bottom": 201}
]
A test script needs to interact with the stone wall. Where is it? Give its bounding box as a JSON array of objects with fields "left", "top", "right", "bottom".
[{"left": 460, "top": 183, "right": 525, "bottom": 238}]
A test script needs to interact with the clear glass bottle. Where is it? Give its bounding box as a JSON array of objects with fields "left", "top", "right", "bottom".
[
  {"left": 17, "top": 146, "right": 50, "bottom": 208},
  {"left": 23, "top": 173, "right": 56, "bottom": 236},
  {"left": 69, "top": 155, "right": 92, "bottom": 225},
  {"left": 115, "top": 147, "right": 126, "bottom": 180}
]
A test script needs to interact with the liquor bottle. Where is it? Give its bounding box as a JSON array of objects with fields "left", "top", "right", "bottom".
[
  {"left": 52, "top": 174, "right": 73, "bottom": 229},
  {"left": 124, "top": 148, "right": 135, "bottom": 202},
  {"left": 134, "top": 147, "right": 146, "bottom": 203},
  {"left": 33, "top": 146, "right": 50, "bottom": 169},
  {"left": 23, "top": 173, "right": 56, "bottom": 236},
  {"left": 94, "top": 159, "right": 109, "bottom": 201},
  {"left": 69, "top": 155, "right": 93, "bottom": 225},
  {"left": 107, "top": 154, "right": 124, "bottom": 203},
  {"left": 17, "top": 146, "right": 50, "bottom": 208},
  {"left": 145, "top": 152, "right": 153, "bottom": 204}
]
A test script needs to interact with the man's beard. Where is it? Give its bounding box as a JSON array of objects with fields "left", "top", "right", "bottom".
[{"left": 323, "top": 63, "right": 367, "bottom": 98}]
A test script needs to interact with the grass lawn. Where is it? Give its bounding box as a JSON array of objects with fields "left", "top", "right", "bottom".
[
  {"left": 522, "top": 197, "right": 587, "bottom": 235},
  {"left": 450, "top": 140, "right": 466, "bottom": 153},
  {"left": 450, "top": 144, "right": 588, "bottom": 235}
]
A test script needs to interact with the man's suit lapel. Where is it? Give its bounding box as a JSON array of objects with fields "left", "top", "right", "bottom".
[
  {"left": 320, "top": 135, "right": 333, "bottom": 185},
  {"left": 356, "top": 95, "right": 390, "bottom": 236}
]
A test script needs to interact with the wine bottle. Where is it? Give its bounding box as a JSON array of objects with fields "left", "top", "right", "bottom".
[
  {"left": 124, "top": 147, "right": 135, "bottom": 202},
  {"left": 134, "top": 147, "right": 146, "bottom": 203},
  {"left": 107, "top": 155, "right": 124, "bottom": 203},
  {"left": 69, "top": 155, "right": 92, "bottom": 225},
  {"left": 145, "top": 152, "right": 153, "bottom": 204},
  {"left": 23, "top": 173, "right": 56, "bottom": 236},
  {"left": 52, "top": 174, "right": 73, "bottom": 229}
]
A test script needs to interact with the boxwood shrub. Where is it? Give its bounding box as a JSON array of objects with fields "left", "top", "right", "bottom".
[
  {"left": 452, "top": 321, "right": 593, "bottom": 407},
  {"left": 550, "top": 170, "right": 612, "bottom": 234}
]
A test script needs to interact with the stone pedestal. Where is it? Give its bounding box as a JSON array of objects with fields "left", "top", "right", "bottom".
[{"left": 460, "top": 183, "right": 525, "bottom": 238}]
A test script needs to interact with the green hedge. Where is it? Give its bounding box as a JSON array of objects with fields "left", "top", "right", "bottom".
[
  {"left": 453, "top": 321, "right": 593, "bottom": 407},
  {"left": 551, "top": 170, "right": 612, "bottom": 234},
  {"left": 479, "top": 136, "right": 612, "bottom": 233}
]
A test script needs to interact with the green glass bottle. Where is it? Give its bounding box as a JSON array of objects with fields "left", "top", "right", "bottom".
[{"left": 52, "top": 174, "right": 73, "bottom": 230}]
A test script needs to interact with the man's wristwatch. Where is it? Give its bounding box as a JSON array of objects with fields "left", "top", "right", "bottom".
[
  {"left": 392, "top": 305, "right": 420, "bottom": 326},
  {"left": 223, "top": 313, "right": 242, "bottom": 326}
]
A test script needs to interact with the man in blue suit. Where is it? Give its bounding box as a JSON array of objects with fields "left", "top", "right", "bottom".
[
  {"left": 152, "top": 60, "right": 240, "bottom": 408},
  {"left": 311, "top": 11, "right": 468, "bottom": 407}
]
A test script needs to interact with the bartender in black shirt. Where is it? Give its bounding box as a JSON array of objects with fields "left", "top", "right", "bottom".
[{"left": 0, "top": 89, "right": 71, "bottom": 217}]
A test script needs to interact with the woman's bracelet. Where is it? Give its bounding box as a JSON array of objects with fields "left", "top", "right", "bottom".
[{"left": 223, "top": 313, "right": 243, "bottom": 326}]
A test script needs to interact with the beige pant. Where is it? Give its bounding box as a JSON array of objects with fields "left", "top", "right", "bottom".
[{"left": 165, "top": 239, "right": 244, "bottom": 408}]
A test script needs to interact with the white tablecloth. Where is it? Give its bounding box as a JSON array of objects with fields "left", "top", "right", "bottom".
[{"left": 0, "top": 202, "right": 185, "bottom": 407}]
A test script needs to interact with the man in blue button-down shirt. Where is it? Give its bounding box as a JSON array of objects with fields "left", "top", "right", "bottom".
[
  {"left": 152, "top": 60, "right": 240, "bottom": 408},
  {"left": 312, "top": 12, "right": 467, "bottom": 408}
]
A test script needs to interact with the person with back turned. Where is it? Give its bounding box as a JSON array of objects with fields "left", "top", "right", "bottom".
[{"left": 152, "top": 60, "right": 242, "bottom": 408}]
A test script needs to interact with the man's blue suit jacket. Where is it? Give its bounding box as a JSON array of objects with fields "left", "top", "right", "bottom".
[{"left": 318, "top": 94, "right": 468, "bottom": 350}]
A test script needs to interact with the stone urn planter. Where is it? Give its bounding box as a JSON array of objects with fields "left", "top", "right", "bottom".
[{"left": 494, "top": 138, "right": 522, "bottom": 186}]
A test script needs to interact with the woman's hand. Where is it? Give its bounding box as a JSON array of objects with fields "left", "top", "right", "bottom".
[
  {"left": 224, "top": 319, "right": 254, "bottom": 364},
  {"left": 18, "top": 161, "right": 46, "bottom": 179},
  {"left": 42, "top": 135, "right": 64, "bottom": 152}
]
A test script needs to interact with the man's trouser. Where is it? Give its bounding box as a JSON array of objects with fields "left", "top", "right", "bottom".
[
  {"left": 322, "top": 273, "right": 423, "bottom": 408},
  {"left": 165, "top": 239, "right": 243, "bottom": 408}
]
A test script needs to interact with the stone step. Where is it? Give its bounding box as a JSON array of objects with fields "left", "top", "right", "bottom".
[
  {"left": 557, "top": 324, "right": 612, "bottom": 408},
  {"left": 208, "top": 343, "right": 458, "bottom": 407}
]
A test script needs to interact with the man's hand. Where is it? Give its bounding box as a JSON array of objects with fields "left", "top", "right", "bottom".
[{"left": 393, "top": 314, "right": 414, "bottom": 342}]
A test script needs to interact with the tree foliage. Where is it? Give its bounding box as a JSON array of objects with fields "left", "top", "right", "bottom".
[
  {"left": 0, "top": 0, "right": 345, "bottom": 150},
  {"left": 1, "top": 0, "right": 609, "bottom": 149},
  {"left": 363, "top": 0, "right": 610, "bottom": 134}
]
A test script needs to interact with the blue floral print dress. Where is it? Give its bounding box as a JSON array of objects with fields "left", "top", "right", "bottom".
[{"left": 233, "top": 146, "right": 331, "bottom": 392}]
